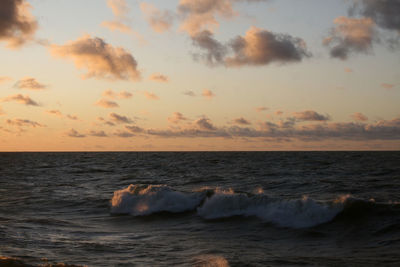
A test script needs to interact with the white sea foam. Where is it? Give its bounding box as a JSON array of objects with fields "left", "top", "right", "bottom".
[
  {"left": 197, "top": 190, "right": 349, "bottom": 228},
  {"left": 111, "top": 185, "right": 351, "bottom": 228},
  {"left": 110, "top": 184, "right": 204, "bottom": 215}
]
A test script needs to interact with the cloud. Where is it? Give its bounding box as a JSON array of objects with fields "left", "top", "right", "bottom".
[
  {"left": 14, "top": 77, "right": 47, "bottom": 90},
  {"left": 140, "top": 3, "right": 174, "bottom": 33},
  {"left": 191, "top": 30, "right": 228, "bottom": 65},
  {"left": 255, "top": 106, "right": 268, "bottom": 112},
  {"left": 0, "top": 76, "right": 12, "bottom": 84},
  {"left": 66, "top": 114, "right": 79, "bottom": 121},
  {"left": 0, "top": 106, "right": 5, "bottom": 115},
  {"left": 168, "top": 112, "right": 188, "bottom": 123},
  {"left": 0, "top": 0, "right": 38, "bottom": 48},
  {"left": 125, "top": 125, "right": 144, "bottom": 133},
  {"left": 381, "top": 83, "right": 395, "bottom": 89},
  {"left": 351, "top": 112, "right": 368, "bottom": 122},
  {"left": 46, "top": 110, "right": 63, "bottom": 117},
  {"left": 109, "top": 112, "right": 133, "bottom": 124},
  {"left": 344, "top": 68, "right": 353, "bottom": 73},
  {"left": 95, "top": 99, "right": 119, "bottom": 108},
  {"left": 195, "top": 117, "right": 216, "bottom": 131},
  {"left": 324, "top": 16, "right": 376, "bottom": 60},
  {"left": 293, "top": 110, "right": 330, "bottom": 121},
  {"left": 350, "top": 0, "right": 400, "bottom": 32},
  {"left": 114, "top": 130, "right": 135, "bottom": 138},
  {"left": 178, "top": 0, "right": 236, "bottom": 36},
  {"left": 226, "top": 27, "right": 311, "bottom": 66},
  {"left": 2, "top": 94, "right": 39, "bottom": 106},
  {"left": 107, "top": 0, "right": 129, "bottom": 19},
  {"left": 101, "top": 21, "right": 132, "bottom": 34},
  {"left": 66, "top": 128, "right": 86, "bottom": 138},
  {"left": 233, "top": 117, "right": 251, "bottom": 125},
  {"left": 6, "top": 118, "right": 45, "bottom": 128},
  {"left": 50, "top": 35, "right": 141, "bottom": 81},
  {"left": 89, "top": 130, "right": 108, "bottom": 137},
  {"left": 102, "top": 89, "right": 132, "bottom": 99},
  {"left": 202, "top": 89, "right": 215, "bottom": 99},
  {"left": 143, "top": 92, "right": 159, "bottom": 100},
  {"left": 275, "top": 110, "right": 284, "bottom": 116},
  {"left": 183, "top": 90, "right": 196, "bottom": 96},
  {"left": 149, "top": 73, "right": 169, "bottom": 83}
]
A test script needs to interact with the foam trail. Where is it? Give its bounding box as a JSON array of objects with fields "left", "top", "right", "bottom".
[
  {"left": 111, "top": 184, "right": 204, "bottom": 215},
  {"left": 197, "top": 189, "right": 348, "bottom": 228}
]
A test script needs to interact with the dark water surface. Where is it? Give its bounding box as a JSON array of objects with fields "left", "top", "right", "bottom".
[{"left": 0, "top": 152, "right": 399, "bottom": 266}]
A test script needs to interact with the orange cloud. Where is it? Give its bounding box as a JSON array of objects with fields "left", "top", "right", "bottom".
[
  {"left": 381, "top": 83, "right": 394, "bottom": 89},
  {"left": 178, "top": 0, "right": 235, "bottom": 36},
  {"left": 101, "top": 21, "right": 132, "bottom": 33},
  {"left": 107, "top": 0, "right": 129, "bottom": 18},
  {"left": 168, "top": 112, "right": 188, "bottom": 123},
  {"left": 140, "top": 3, "right": 174, "bottom": 33},
  {"left": 0, "top": 0, "right": 38, "bottom": 48},
  {"left": 344, "top": 68, "right": 353, "bottom": 73},
  {"left": 202, "top": 89, "right": 215, "bottom": 99},
  {"left": 143, "top": 92, "right": 159, "bottom": 100},
  {"left": 66, "top": 114, "right": 79, "bottom": 121},
  {"left": 149, "top": 73, "right": 169, "bottom": 83},
  {"left": 0, "top": 76, "right": 12, "bottom": 84},
  {"left": 324, "top": 16, "right": 376, "bottom": 60},
  {"left": 46, "top": 110, "right": 63, "bottom": 117},
  {"left": 50, "top": 35, "right": 141, "bottom": 81},
  {"left": 2, "top": 94, "right": 39, "bottom": 106},
  {"left": 95, "top": 99, "right": 119, "bottom": 108},
  {"left": 351, "top": 112, "right": 368, "bottom": 122},
  {"left": 102, "top": 89, "right": 133, "bottom": 99},
  {"left": 14, "top": 77, "right": 47, "bottom": 90}
]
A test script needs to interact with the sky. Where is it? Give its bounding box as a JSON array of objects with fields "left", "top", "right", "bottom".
[{"left": 0, "top": 0, "right": 399, "bottom": 151}]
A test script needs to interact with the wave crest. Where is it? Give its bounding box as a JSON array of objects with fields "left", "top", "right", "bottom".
[{"left": 110, "top": 184, "right": 204, "bottom": 215}]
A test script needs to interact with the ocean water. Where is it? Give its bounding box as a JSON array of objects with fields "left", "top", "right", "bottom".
[{"left": 0, "top": 152, "right": 399, "bottom": 266}]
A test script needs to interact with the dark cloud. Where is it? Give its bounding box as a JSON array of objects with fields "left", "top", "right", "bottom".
[
  {"left": 195, "top": 117, "right": 216, "bottom": 131},
  {"left": 14, "top": 77, "right": 47, "bottom": 90},
  {"left": 351, "top": 0, "right": 400, "bottom": 32},
  {"left": 95, "top": 99, "right": 119, "bottom": 108},
  {"left": 293, "top": 110, "right": 330, "bottom": 121},
  {"left": 2, "top": 94, "right": 39, "bottom": 106},
  {"left": 6, "top": 118, "right": 45, "bottom": 128},
  {"left": 324, "top": 16, "right": 376, "bottom": 60},
  {"left": 183, "top": 90, "right": 196, "bottom": 97},
  {"left": 233, "top": 117, "right": 251, "bottom": 125},
  {"left": 109, "top": 112, "right": 133, "bottom": 124},
  {"left": 192, "top": 30, "right": 227, "bottom": 65},
  {"left": 89, "top": 130, "right": 108, "bottom": 137},
  {"left": 125, "top": 125, "right": 144, "bottom": 133},
  {"left": 50, "top": 35, "right": 141, "bottom": 81},
  {"left": 0, "top": 0, "right": 38, "bottom": 48},
  {"left": 226, "top": 27, "right": 311, "bottom": 66},
  {"left": 66, "top": 129, "right": 86, "bottom": 138},
  {"left": 114, "top": 130, "right": 135, "bottom": 138}
]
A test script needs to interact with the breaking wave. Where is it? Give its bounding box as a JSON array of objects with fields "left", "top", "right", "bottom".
[
  {"left": 110, "top": 184, "right": 397, "bottom": 228},
  {"left": 110, "top": 184, "right": 205, "bottom": 215}
]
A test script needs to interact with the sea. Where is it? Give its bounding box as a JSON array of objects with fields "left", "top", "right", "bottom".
[{"left": 0, "top": 152, "right": 399, "bottom": 266}]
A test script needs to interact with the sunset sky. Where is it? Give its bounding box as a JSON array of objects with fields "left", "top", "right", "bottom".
[{"left": 0, "top": 0, "right": 399, "bottom": 151}]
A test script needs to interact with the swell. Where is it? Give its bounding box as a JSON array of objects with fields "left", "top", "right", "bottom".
[{"left": 110, "top": 184, "right": 400, "bottom": 229}]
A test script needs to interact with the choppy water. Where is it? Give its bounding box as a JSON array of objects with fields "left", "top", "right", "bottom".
[{"left": 0, "top": 152, "right": 399, "bottom": 266}]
